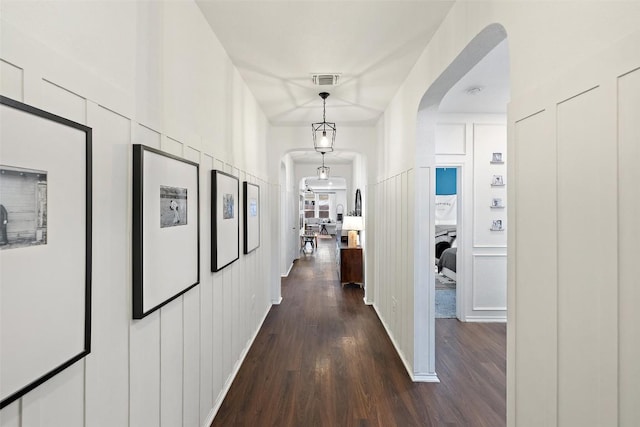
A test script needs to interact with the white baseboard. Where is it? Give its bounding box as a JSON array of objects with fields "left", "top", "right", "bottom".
[
  {"left": 464, "top": 315, "right": 506, "bottom": 323},
  {"left": 372, "top": 303, "right": 439, "bottom": 383},
  {"left": 202, "top": 303, "right": 272, "bottom": 427},
  {"left": 271, "top": 296, "right": 283, "bottom": 305},
  {"left": 413, "top": 373, "right": 440, "bottom": 383},
  {"left": 281, "top": 262, "right": 294, "bottom": 277}
]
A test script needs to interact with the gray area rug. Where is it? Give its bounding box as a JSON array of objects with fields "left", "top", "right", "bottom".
[
  {"left": 436, "top": 289, "right": 456, "bottom": 318},
  {"left": 435, "top": 273, "right": 456, "bottom": 318}
]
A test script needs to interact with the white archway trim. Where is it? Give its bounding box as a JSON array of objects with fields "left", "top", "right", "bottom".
[{"left": 413, "top": 23, "right": 508, "bottom": 380}]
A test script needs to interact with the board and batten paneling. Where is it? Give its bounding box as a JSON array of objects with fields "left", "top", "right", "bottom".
[
  {"left": 0, "top": 5, "right": 275, "bottom": 426},
  {"left": 508, "top": 30, "right": 640, "bottom": 427},
  {"left": 84, "top": 102, "right": 131, "bottom": 427},
  {"left": 557, "top": 85, "right": 618, "bottom": 426},
  {"left": 373, "top": 171, "right": 416, "bottom": 378},
  {"left": 0, "top": 60, "right": 23, "bottom": 102},
  {"left": 435, "top": 123, "right": 466, "bottom": 155},
  {"left": 473, "top": 123, "right": 507, "bottom": 249},
  {"left": 617, "top": 66, "right": 640, "bottom": 426},
  {"left": 472, "top": 255, "right": 506, "bottom": 311},
  {"left": 511, "top": 109, "right": 558, "bottom": 427}
]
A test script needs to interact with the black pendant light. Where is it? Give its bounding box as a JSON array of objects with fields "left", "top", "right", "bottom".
[
  {"left": 317, "top": 152, "right": 330, "bottom": 180},
  {"left": 311, "top": 92, "right": 336, "bottom": 153}
]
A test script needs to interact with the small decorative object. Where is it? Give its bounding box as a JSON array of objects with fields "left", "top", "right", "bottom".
[
  {"left": 132, "top": 145, "right": 200, "bottom": 319},
  {"left": 490, "top": 198, "right": 505, "bottom": 208},
  {"left": 491, "top": 175, "right": 505, "bottom": 186},
  {"left": 491, "top": 152, "right": 504, "bottom": 163},
  {"left": 0, "top": 96, "right": 92, "bottom": 409},
  {"left": 491, "top": 219, "right": 505, "bottom": 231},
  {"left": 243, "top": 182, "right": 260, "bottom": 254},
  {"left": 212, "top": 170, "right": 239, "bottom": 271},
  {"left": 342, "top": 215, "right": 364, "bottom": 248}
]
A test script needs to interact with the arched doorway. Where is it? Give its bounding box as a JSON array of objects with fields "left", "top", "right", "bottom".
[{"left": 413, "top": 23, "right": 509, "bottom": 379}]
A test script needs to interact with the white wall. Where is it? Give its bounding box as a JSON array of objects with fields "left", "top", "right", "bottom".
[
  {"left": 435, "top": 115, "right": 507, "bottom": 322},
  {"left": 279, "top": 153, "right": 297, "bottom": 278},
  {"left": 374, "top": 1, "right": 640, "bottom": 425},
  {"left": 507, "top": 33, "right": 640, "bottom": 427},
  {"left": 0, "top": 2, "right": 275, "bottom": 426}
]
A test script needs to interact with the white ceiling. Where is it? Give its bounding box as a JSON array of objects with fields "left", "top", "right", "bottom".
[
  {"left": 195, "top": 3, "right": 510, "bottom": 186},
  {"left": 196, "top": 0, "right": 456, "bottom": 126},
  {"left": 438, "top": 39, "right": 510, "bottom": 114}
]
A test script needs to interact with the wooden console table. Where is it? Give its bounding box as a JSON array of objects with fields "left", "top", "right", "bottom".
[{"left": 338, "top": 246, "right": 363, "bottom": 287}]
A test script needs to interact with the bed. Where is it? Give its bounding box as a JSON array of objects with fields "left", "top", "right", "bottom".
[{"left": 437, "top": 247, "right": 457, "bottom": 281}]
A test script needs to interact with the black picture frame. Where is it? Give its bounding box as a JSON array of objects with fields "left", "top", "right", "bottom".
[
  {"left": 355, "top": 188, "right": 362, "bottom": 216},
  {"left": 243, "top": 181, "right": 260, "bottom": 254},
  {"left": 211, "top": 170, "right": 239, "bottom": 271},
  {"left": 132, "top": 144, "right": 200, "bottom": 319},
  {"left": 0, "top": 96, "right": 92, "bottom": 409}
]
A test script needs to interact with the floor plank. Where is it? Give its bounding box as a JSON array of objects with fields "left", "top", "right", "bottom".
[{"left": 211, "top": 238, "right": 506, "bottom": 426}]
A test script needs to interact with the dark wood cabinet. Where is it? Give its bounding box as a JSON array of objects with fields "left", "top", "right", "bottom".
[{"left": 339, "top": 247, "right": 363, "bottom": 287}]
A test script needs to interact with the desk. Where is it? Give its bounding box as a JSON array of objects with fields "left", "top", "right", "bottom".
[
  {"left": 300, "top": 232, "right": 318, "bottom": 252},
  {"left": 319, "top": 223, "right": 337, "bottom": 235}
]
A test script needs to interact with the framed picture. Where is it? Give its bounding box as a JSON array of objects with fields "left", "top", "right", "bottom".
[
  {"left": 132, "top": 144, "right": 199, "bottom": 319},
  {"left": 491, "top": 152, "right": 504, "bottom": 163},
  {"left": 491, "top": 175, "right": 505, "bottom": 186},
  {"left": 0, "top": 96, "right": 91, "bottom": 409},
  {"left": 243, "top": 182, "right": 260, "bottom": 254},
  {"left": 355, "top": 188, "right": 362, "bottom": 216},
  {"left": 491, "top": 219, "right": 505, "bottom": 231},
  {"left": 490, "top": 198, "right": 505, "bottom": 208},
  {"left": 212, "top": 170, "right": 239, "bottom": 271}
]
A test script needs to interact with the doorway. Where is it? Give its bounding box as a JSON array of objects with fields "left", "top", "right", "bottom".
[
  {"left": 434, "top": 166, "right": 460, "bottom": 319},
  {"left": 413, "top": 23, "right": 509, "bottom": 379}
]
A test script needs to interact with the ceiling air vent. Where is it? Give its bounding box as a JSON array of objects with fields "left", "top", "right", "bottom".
[{"left": 312, "top": 74, "right": 340, "bottom": 86}]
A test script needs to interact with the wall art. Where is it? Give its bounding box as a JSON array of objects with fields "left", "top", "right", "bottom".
[
  {"left": 490, "top": 198, "right": 505, "bottom": 208},
  {"left": 491, "top": 219, "right": 505, "bottom": 231},
  {"left": 212, "top": 170, "right": 239, "bottom": 271},
  {"left": 491, "top": 175, "right": 505, "bottom": 186},
  {"left": 243, "top": 181, "right": 260, "bottom": 254},
  {"left": 0, "top": 96, "right": 92, "bottom": 408},
  {"left": 132, "top": 144, "right": 199, "bottom": 319}
]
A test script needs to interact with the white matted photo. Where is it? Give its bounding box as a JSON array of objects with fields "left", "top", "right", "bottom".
[
  {"left": 243, "top": 181, "right": 260, "bottom": 254},
  {"left": 491, "top": 152, "right": 504, "bottom": 163},
  {"left": 212, "top": 170, "right": 239, "bottom": 271},
  {"left": 491, "top": 175, "right": 505, "bottom": 186},
  {"left": 491, "top": 197, "right": 505, "bottom": 208},
  {"left": 491, "top": 219, "right": 505, "bottom": 231},
  {"left": 132, "top": 144, "right": 199, "bottom": 319},
  {"left": 0, "top": 96, "right": 91, "bottom": 409}
]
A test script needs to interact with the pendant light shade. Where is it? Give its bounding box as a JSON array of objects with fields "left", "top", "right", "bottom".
[
  {"left": 312, "top": 92, "right": 336, "bottom": 153},
  {"left": 317, "top": 152, "right": 330, "bottom": 180}
]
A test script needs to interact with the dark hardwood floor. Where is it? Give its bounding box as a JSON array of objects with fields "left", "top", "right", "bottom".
[{"left": 211, "top": 238, "right": 506, "bottom": 426}]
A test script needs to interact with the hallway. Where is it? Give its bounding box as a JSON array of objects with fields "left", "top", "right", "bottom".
[{"left": 212, "top": 238, "right": 506, "bottom": 426}]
